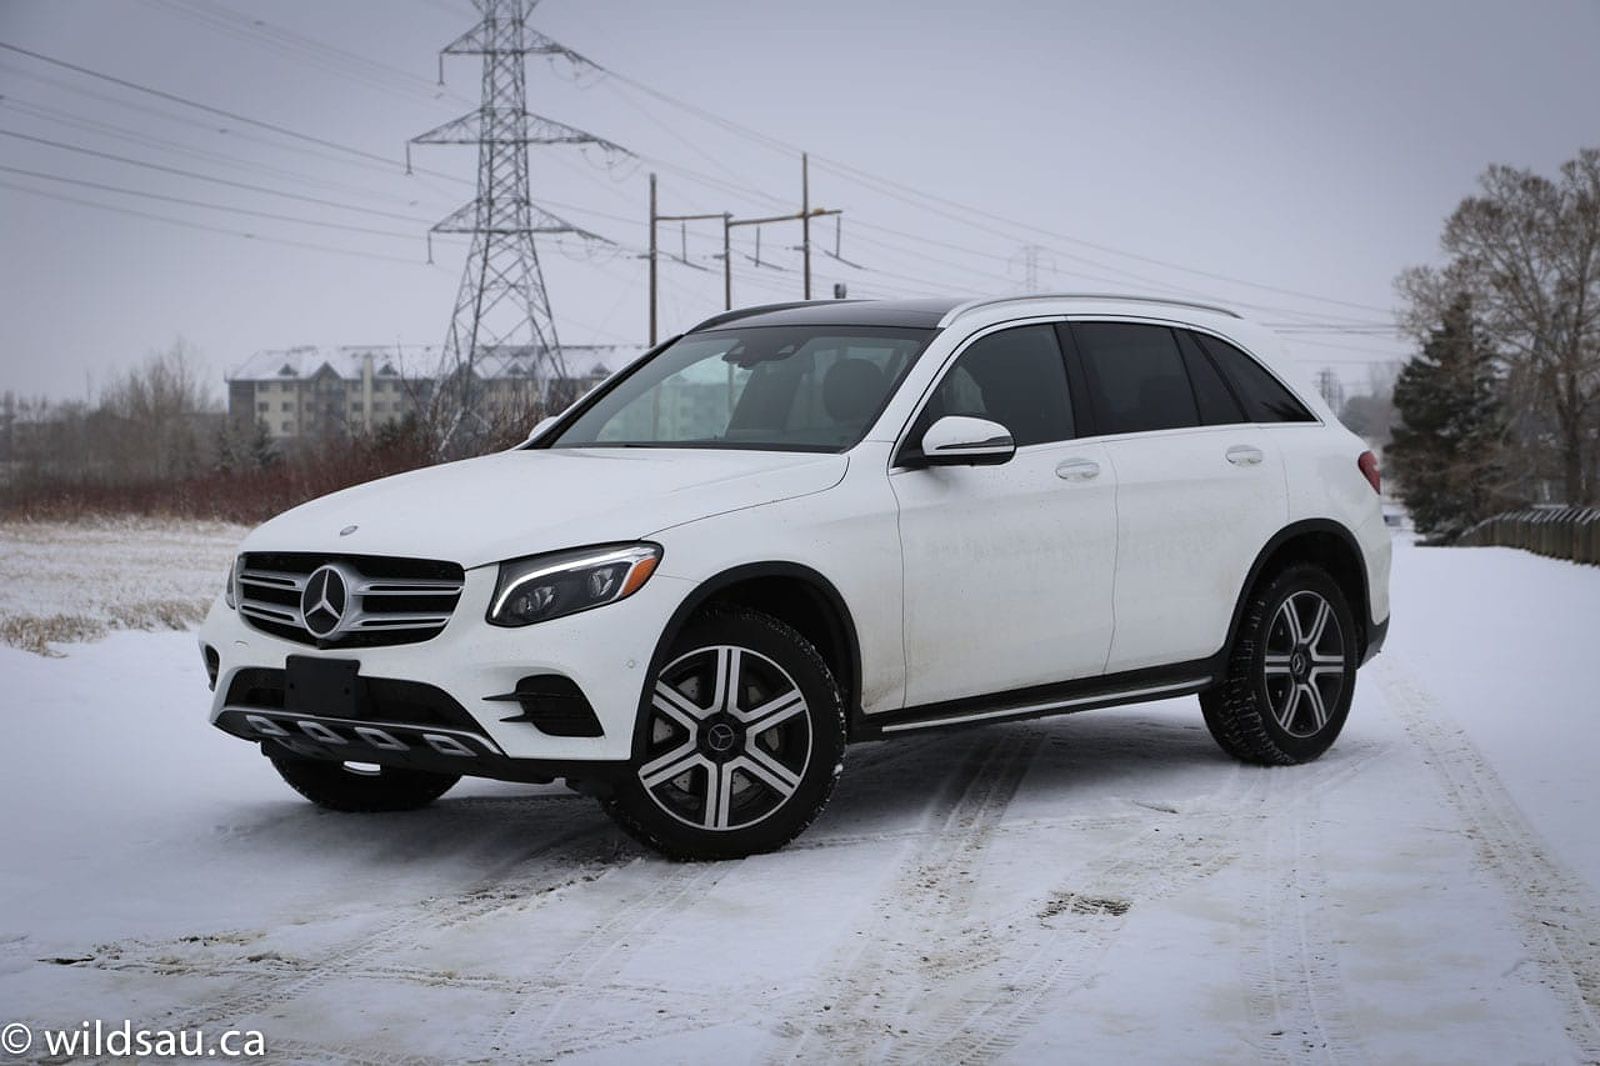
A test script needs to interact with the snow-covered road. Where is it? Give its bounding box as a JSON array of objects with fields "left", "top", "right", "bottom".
[{"left": 3, "top": 538, "right": 1599, "bottom": 1064}]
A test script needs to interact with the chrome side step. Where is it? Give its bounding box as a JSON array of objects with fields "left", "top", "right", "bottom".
[{"left": 878, "top": 677, "right": 1212, "bottom": 735}]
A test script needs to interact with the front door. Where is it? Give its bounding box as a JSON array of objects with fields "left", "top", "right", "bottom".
[{"left": 891, "top": 323, "right": 1118, "bottom": 708}]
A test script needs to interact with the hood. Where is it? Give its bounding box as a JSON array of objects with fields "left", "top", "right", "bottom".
[{"left": 241, "top": 447, "right": 848, "bottom": 568}]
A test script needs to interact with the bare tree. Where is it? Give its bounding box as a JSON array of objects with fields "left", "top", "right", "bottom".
[
  {"left": 97, "top": 338, "right": 219, "bottom": 480},
  {"left": 1398, "top": 148, "right": 1600, "bottom": 504}
]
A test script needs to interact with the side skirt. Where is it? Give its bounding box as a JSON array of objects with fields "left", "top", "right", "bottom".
[{"left": 855, "top": 657, "right": 1222, "bottom": 740}]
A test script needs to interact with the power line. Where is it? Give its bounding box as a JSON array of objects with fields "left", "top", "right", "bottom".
[
  {"left": 0, "top": 27, "right": 1351, "bottom": 324},
  {"left": 0, "top": 56, "right": 444, "bottom": 187},
  {"left": 584, "top": 60, "right": 1399, "bottom": 318},
  {"left": 0, "top": 89, "right": 657, "bottom": 241},
  {"left": 0, "top": 39, "right": 406, "bottom": 169},
  {"left": 145, "top": 0, "right": 475, "bottom": 108},
  {"left": 0, "top": 127, "right": 431, "bottom": 223},
  {"left": 0, "top": 90, "right": 447, "bottom": 210},
  {"left": 0, "top": 39, "right": 620, "bottom": 237},
  {"left": 0, "top": 162, "right": 428, "bottom": 240},
  {"left": 0, "top": 176, "right": 429, "bottom": 265},
  {"left": 1282, "top": 336, "right": 1411, "bottom": 361}
]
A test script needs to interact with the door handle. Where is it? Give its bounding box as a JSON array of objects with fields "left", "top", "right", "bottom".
[
  {"left": 1225, "top": 445, "right": 1264, "bottom": 467},
  {"left": 1056, "top": 458, "right": 1101, "bottom": 481}
]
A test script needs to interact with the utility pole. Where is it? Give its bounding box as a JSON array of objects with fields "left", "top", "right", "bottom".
[
  {"left": 645, "top": 171, "right": 723, "bottom": 345},
  {"left": 802, "top": 152, "right": 811, "bottom": 300},
  {"left": 410, "top": 0, "right": 621, "bottom": 455},
  {"left": 645, "top": 159, "right": 843, "bottom": 330},
  {"left": 1314, "top": 367, "right": 1347, "bottom": 413},
  {"left": 722, "top": 206, "right": 837, "bottom": 309},
  {"left": 723, "top": 153, "right": 840, "bottom": 310},
  {"left": 648, "top": 172, "right": 656, "bottom": 347}
]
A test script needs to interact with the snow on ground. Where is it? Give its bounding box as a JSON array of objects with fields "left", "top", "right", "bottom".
[
  {"left": 0, "top": 519, "right": 245, "bottom": 654},
  {"left": 2, "top": 535, "right": 1599, "bottom": 1064}
]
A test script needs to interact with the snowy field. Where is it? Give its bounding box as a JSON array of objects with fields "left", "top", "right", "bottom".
[
  {"left": 0, "top": 519, "right": 244, "bottom": 654},
  {"left": 2, "top": 536, "right": 1599, "bottom": 1064}
]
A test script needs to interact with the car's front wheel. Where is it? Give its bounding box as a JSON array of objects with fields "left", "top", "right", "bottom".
[
  {"left": 603, "top": 607, "right": 846, "bottom": 860},
  {"left": 1201, "top": 564, "right": 1358, "bottom": 765}
]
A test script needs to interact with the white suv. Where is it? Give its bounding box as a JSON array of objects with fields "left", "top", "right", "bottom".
[{"left": 200, "top": 294, "right": 1391, "bottom": 859}]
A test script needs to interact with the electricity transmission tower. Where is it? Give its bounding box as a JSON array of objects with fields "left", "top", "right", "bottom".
[
  {"left": 1009, "top": 243, "right": 1052, "bottom": 292},
  {"left": 410, "top": 0, "right": 619, "bottom": 453}
]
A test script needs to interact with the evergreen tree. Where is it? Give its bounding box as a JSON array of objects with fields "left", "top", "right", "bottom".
[
  {"left": 213, "top": 422, "right": 237, "bottom": 475},
  {"left": 248, "top": 419, "right": 279, "bottom": 469},
  {"left": 1389, "top": 296, "right": 1511, "bottom": 541}
]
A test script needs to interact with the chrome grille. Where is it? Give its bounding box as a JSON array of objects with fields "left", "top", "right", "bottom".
[{"left": 236, "top": 552, "right": 466, "bottom": 648}]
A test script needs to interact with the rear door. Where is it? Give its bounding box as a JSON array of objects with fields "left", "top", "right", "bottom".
[{"left": 1065, "top": 321, "right": 1289, "bottom": 672}]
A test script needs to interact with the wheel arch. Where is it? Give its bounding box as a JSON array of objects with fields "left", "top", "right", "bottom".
[
  {"left": 1224, "top": 519, "right": 1373, "bottom": 663},
  {"left": 630, "top": 562, "right": 864, "bottom": 760}
]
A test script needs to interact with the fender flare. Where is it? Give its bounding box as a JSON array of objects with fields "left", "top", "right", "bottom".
[
  {"left": 1221, "top": 517, "right": 1372, "bottom": 661},
  {"left": 628, "top": 562, "right": 865, "bottom": 760}
]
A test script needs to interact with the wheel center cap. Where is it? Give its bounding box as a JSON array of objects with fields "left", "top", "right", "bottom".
[
  {"left": 705, "top": 721, "right": 738, "bottom": 754},
  {"left": 1290, "top": 650, "right": 1309, "bottom": 680}
]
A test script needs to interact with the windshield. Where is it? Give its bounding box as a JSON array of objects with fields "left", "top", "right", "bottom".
[{"left": 548, "top": 325, "right": 935, "bottom": 452}]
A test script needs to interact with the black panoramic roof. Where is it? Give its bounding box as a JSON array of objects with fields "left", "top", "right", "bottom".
[{"left": 690, "top": 298, "right": 961, "bottom": 332}]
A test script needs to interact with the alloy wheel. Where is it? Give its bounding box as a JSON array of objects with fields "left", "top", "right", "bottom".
[
  {"left": 1261, "top": 590, "right": 1347, "bottom": 738},
  {"left": 637, "top": 645, "right": 813, "bottom": 832}
]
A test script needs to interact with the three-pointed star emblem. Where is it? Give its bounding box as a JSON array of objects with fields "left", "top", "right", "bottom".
[{"left": 300, "top": 565, "right": 350, "bottom": 638}]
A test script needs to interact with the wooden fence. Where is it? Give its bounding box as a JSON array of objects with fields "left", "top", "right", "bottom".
[{"left": 1457, "top": 505, "right": 1600, "bottom": 565}]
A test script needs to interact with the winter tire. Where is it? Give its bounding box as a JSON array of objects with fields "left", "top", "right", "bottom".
[
  {"left": 267, "top": 745, "right": 460, "bottom": 812},
  {"left": 603, "top": 607, "right": 847, "bottom": 861},
  {"left": 1201, "top": 564, "right": 1358, "bottom": 765}
]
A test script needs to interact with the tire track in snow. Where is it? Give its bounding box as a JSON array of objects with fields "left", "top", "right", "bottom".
[
  {"left": 101, "top": 820, "right": 623, "bottom": 1036},
  {"left": 765, "top": 725, "right": 1047, "bottom": 1064},
  {"left": 1374, "top": 657, "right": 1600, "bottom": 1062},
  {"left": 480, "top": 857, "right": 734, "bottom": 1058},
  {"left": 872, "top": 764, "right": 1261, "bottom": 1065},
  {"left": 826, "top": 730, "right": 1381, "bottom": 1063},
  {"left": 1236, "top": 779, "right": 1366, "bottom": 1066},
  {"left": 515, "top": 731, "right": 1050, "bottom": 1062}
]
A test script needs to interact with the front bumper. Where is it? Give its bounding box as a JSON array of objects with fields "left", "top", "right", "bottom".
[{"left": 199, "top": 563, "right": 692, "bottom": 767}]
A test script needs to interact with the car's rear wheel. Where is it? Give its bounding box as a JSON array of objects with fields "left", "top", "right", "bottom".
[
  {"left": 1201, "top": 564, "right": 1358, "bottom": 765},
  {"left": 266, "top": 746, "right": 460, "bottom": 812},
  {"left": 603, "top": 607, "right": 846, "bottom": 860}
]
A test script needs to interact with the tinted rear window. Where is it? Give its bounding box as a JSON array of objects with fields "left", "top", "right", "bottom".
[
  {"left": 1194, "top": 334, "right": 1315, "bottom": 423},
  {"left": 1072, "top": 323, "right": 1199, "bottom": 435},
  {"left": 1176, "top": 330, "right": 1246, "bottom": 425}
]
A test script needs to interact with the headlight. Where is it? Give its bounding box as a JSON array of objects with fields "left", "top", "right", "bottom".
[
  {"left": 487, "top": 543, "right": 662, "bottom": 627},
  {"left": 224, "top": 556, "right": 242, "bottom": 609}
]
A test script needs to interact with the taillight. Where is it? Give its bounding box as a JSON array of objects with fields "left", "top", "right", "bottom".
[{"left": 1358, "top": 450, "right": 1381, "bottom": 494}]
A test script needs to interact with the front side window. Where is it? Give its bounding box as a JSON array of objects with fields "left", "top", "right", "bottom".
[
  {"left": 1072, "top": 322, "right": 1200, "bottom": 435},
  {"left": 910, "top": 324, "right": 1074, "bottom": 448},
  {"left": 550, "top": 326, "right": 933, "bottom": 452}
]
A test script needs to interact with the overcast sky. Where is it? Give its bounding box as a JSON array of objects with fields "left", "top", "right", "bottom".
[{"left": 1, "top": 0, "right": 1597, "bottom": 401}]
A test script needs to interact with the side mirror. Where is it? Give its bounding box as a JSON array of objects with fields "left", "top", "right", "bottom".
[
  {"left": 525, "top": 416, "right": 558, "bottom": 443},
  {"left": 916, "top": 415, "right": 1016, "bottom": 467}
]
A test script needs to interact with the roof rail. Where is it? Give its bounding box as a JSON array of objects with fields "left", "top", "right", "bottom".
[
  {"left": 688, "top": 300, "right": 865, "bottom": 332},
  {"left": 938, "top": 292, "right": 1241, "bottom": 326}
]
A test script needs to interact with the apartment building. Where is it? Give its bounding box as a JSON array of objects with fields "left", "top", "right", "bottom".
[{"left": 227, "top": 344, "right": 638, "bottom": 443}]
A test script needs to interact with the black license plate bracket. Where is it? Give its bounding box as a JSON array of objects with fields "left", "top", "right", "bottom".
[{"left": 284, "top": 656, "right": 362, "bottom": 718}]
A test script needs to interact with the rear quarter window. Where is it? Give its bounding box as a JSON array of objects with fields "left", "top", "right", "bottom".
[
  {"left": 1193, "top": 334, "right": 1316, "bottom": 423},
  {"left": 1175, "top": 330, "right": 1246, "bottom": 425}
]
